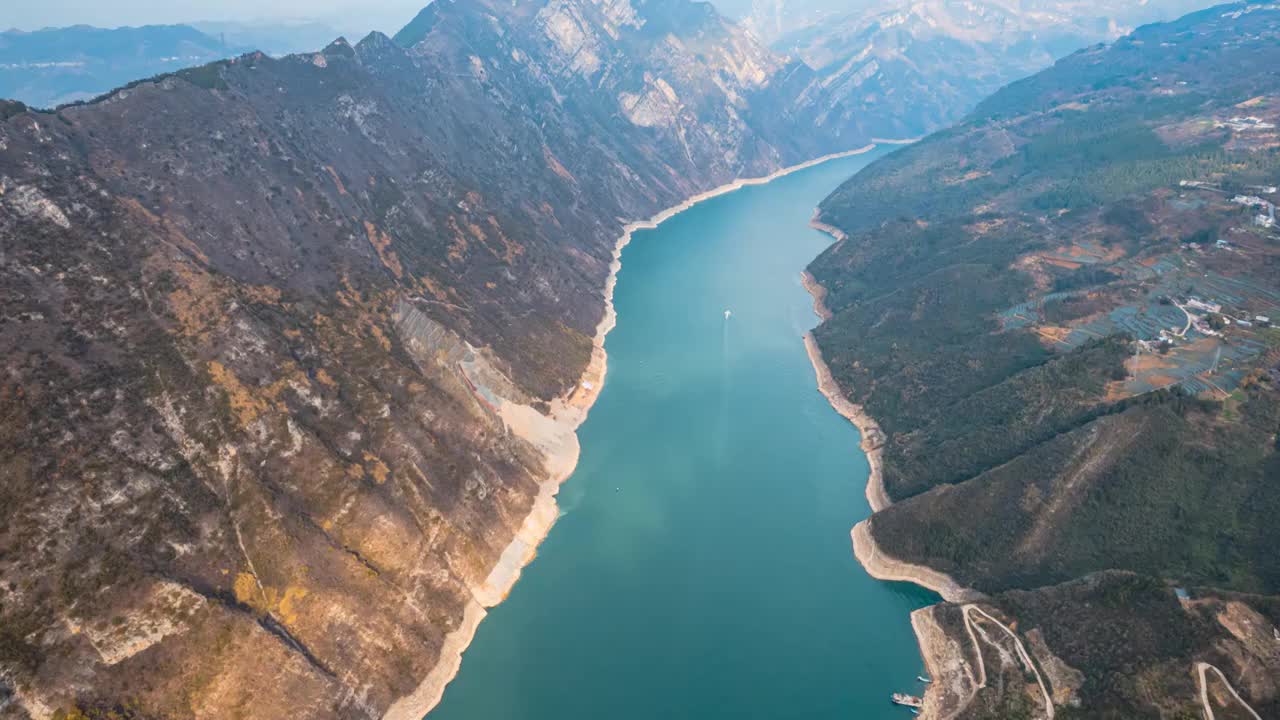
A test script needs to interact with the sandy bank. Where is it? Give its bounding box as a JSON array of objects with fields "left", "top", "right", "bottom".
[
  {"left": 871, "top": 136, "right": 924, "bottom": 146},
  {"left": 808, "top": 210, "right": 848, "bottom": 244},
  {"left": 801, "top": 333, "right": 891, "bottom": 513},
  {"left": 385, "top": 144, "right": 882, "bottom": 720},
  {"left": 799, "top": 272, "right": 832, "bottom": 322},
  {"left": 801, "top": 219, "right": 893, "bottom": 511},
  {"left": 851, "top": 520, "right": 976, "bottom": 603}
]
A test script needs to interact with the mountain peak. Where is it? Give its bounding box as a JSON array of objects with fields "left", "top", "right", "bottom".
[
  {"left": 322, "top": 36, "right": 355, "bottom": 57},
  {"left": 392, "top": 3, "right": 445, "bottom": 48}
]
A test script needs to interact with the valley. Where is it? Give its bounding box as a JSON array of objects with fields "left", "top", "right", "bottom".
[
  {"left": 2, "top": 1, "right": 1279, "bottom": 719},
  {"left": 0, "top": 1, "right": 927, "bottom": 717},
  {"left": 429, "top": 148, "right": 938, "bottom": 720}
]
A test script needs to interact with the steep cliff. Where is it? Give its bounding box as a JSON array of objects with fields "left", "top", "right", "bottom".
[{"left": 0, "top": 2, "right": 889, "bottom": 718}]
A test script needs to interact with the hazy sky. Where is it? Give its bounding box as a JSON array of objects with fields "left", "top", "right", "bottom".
[{"left": 5, "top": 0, "right": 428, "bottom": 34}]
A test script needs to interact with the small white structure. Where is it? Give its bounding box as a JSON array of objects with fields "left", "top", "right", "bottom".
[
  {"left": 1233, "top": 195, "right": 1268, "bottom": 208},
  {"left": 1222, "top": 116, "right": 1278, "bottom": 131},
  {"left": 724, "top": 310, "right": 732, "bottom": 320},
  {"left": 1187, "top": 298, "right": 1222, "bottom": 314}
]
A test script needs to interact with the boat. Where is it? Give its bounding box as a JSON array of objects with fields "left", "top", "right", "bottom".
[
  {"left": 917, "top": 676, "right": 931, "bottom": 683},
  {"left": 724, "top": 309, "right": 732, "bottom": 319},
  {"left": 891, "top": 693, "right": 924, "bottom": 708}
]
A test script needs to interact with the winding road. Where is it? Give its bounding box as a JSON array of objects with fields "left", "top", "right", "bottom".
[
  {"left": 1197, "top": 662, "right": 1262, "bottom": 720},
  {"left": 959, "top": 605, "right": 1055, "bottom": 720}
]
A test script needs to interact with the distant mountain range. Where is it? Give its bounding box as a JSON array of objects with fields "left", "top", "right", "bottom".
[
  {"left": 189, "top": 20, "right": 358, "bottom": 56},
  {"left": 0, "top": 1, "right": 1221, "bottom": 137},
  {"left": 753, "top": 0, "right": 1222, "bottom": 139},
  {"left": 725, "top": 0, "right": 1215, "bottom": 43},
  {"left": 0, "top": 24, "right": 247, "bottom": 108}
]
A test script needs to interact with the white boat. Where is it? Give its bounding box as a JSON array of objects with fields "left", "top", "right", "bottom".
[
  {"left": 724, "top": 310, "right": 732, "bottom": 319},
  {"left": 917, "top": 676, "right": 931, "bottom": 683},
  {"left": 891, "top": 693, "right": 924, "bottom": 708}
]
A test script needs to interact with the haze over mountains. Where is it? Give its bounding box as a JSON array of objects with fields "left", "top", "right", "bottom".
[
  {"left": 4, "top": 0, "right": 1223, "bottom": 131},
  {"left": 0, "top": 25, "right": 245, "bottom": 108},
  {"left": 748, "top": 0, "right": 1222, "bottom": 139}
]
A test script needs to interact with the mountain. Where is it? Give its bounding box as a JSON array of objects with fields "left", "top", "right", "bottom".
[
  {"left": 737, "top": 0, "right": 1216, "bottom": 43},
  {"left": 746, "top": 0, "right": 1219, "bottom": 141},
  {"left": 0, "top": 1, "right": 908, "bottom": 718},
  {"left": 0, "top": 24, "right": 246, "bottom": 108},
  {"left": 190, "top": 20, "right": 359, "bottom": 57},
  {"left": 806, "top": 2, "right": 1280, "bottom": 716}
]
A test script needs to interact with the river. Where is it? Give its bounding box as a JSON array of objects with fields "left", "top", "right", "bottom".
[{"left": 431, "top": 150, "right": 938, "bottom": 719}]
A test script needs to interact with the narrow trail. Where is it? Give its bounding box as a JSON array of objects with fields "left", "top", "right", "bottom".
[
  {"left": 1197, "top": 662, "right": 1262, "bottom": 720},
  {"left": 1174, "top": 302, "right": 1195, "bottom": 337},
  {"left": 962, "top": 605, "right": 1055, "bottom": 720}
]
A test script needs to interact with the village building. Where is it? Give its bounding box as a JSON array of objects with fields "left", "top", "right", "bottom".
[
  {"left": 1187, "top": 298, "right": 1223, "bottom": 314},
  {"left": 1233, "top": 195, "right": 1268, "bottom": 207}
]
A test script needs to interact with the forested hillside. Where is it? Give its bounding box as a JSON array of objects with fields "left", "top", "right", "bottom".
[{"left": 808, "top": 3, "right": 1280, "bottom": 717}]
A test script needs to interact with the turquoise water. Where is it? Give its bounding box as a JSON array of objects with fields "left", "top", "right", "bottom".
[{"left": 431, "top": 151, "right": 938, "bottom": 719}]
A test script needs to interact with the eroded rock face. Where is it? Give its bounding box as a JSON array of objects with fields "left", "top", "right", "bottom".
[{"left": 0, "top": 1, "right": 885, "bottom": 717}]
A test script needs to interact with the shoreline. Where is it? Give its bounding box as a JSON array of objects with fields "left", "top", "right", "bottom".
[
  {"left": 801, "top": 333, "right": 891, "bottom": 512},
  {"left": 384, "top": 143, "right": 882, "bottom": 720},
  {"left": 850, "top": 520, "right": 976, "bottom": 603},
  {"left": 801, "top": 328, "right": 971, "bottom": 600},
  {"left": 802, "top": 217, "right": 889, "bottom": 515},
  {"left": 802, "top": 223, "right": 983, "bottom": 720},
  {"left": 808, "top": 210, "right": 848, "bottom": 244},
  {"left": 871, "top": 135, "right": 924, "bottom": 146},
  {"left": 799, "top": 271, "right": 832, "bottom": 322}
]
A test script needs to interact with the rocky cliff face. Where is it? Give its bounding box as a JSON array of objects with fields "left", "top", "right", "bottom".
[{"left": 0, "top": 1, "right": 895, "bottom": 718}]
